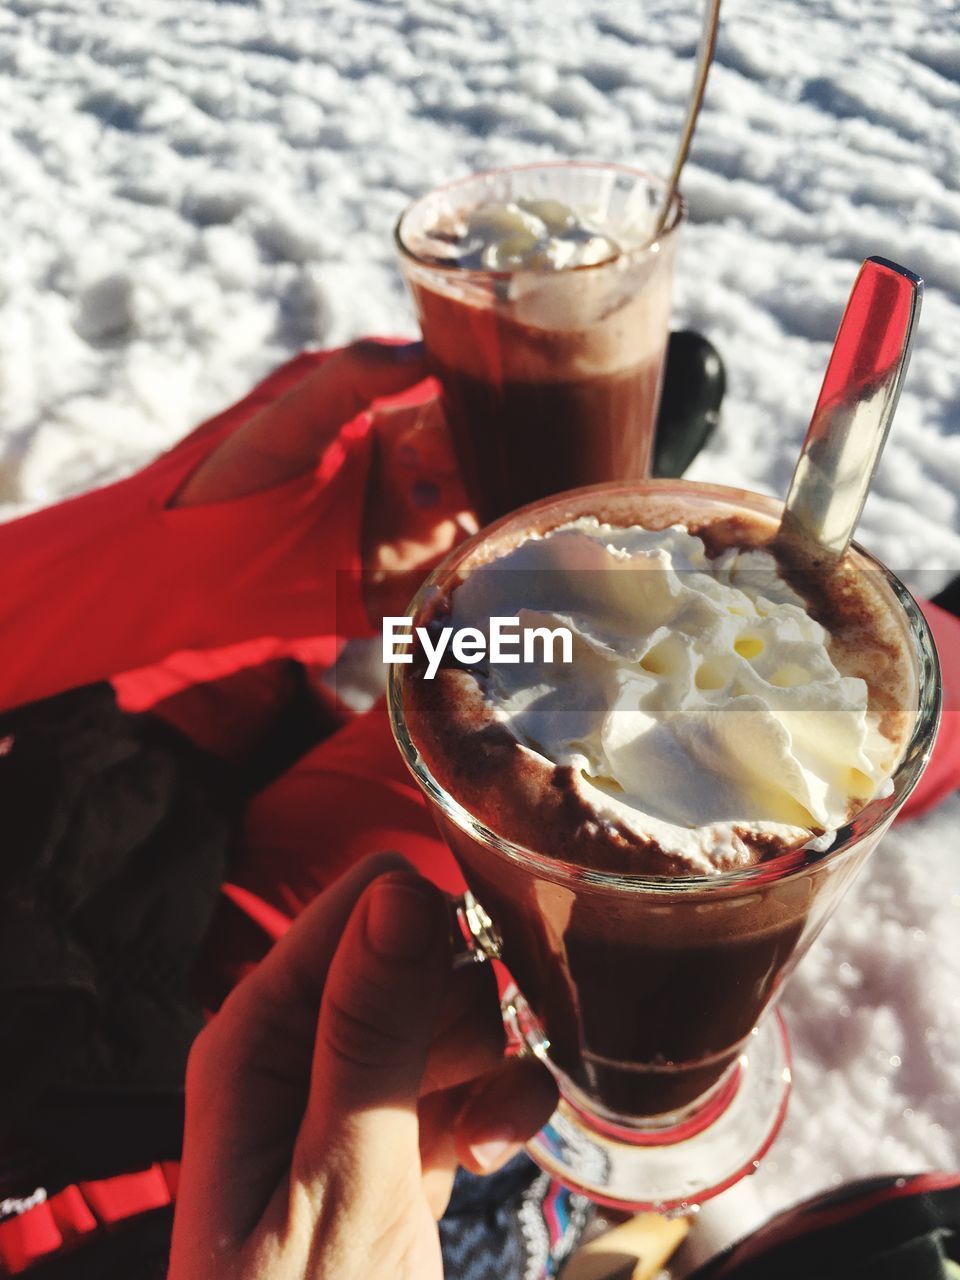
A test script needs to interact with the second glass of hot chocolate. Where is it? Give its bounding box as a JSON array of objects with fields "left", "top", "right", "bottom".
[
  {"left": 388, "top": 480, "right": 940, "bottom": 1210},
  {"left": 396, "top": 163, "right": 683, "bottom": 524}
]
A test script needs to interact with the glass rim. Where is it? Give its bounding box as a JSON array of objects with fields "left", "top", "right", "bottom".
[
  {"left": 393, "top": 160, "right": 686, "bottom": 282},
  {"left": 388, "top": 479, "right": 943, "bottom": 897}
]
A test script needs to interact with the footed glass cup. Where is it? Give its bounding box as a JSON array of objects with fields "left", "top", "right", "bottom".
[{"left": 388, "top": 481, "right": 940, "bottom": 1211}]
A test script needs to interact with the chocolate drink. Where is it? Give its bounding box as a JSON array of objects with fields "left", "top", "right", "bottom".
[
  {"left": 394, "top": 482, "right": 918, "bottom": 1121},
  {"left": 396, "top": 163, "right": 682, "bottom": 524},
  {"left": 437, "top": 813, "right": 813, "bottom": 1117},
  {"left": 423, "top": 320, "right": 661, "bottom": 527}
]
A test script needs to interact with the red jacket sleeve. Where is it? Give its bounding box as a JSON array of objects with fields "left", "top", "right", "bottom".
[{"left": 0, "top": 354, "right": 375, "bottom": 714}]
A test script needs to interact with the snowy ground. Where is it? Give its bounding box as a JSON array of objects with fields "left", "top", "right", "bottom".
[{"left": 2, "top": 0, "right": 959, "bottom": 1269}]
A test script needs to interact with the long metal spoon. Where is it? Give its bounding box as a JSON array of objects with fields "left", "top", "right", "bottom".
[
  {"left": 652, "top": 0, "right": 722, "bottom": 241},
  {"left": 778, "top": 256, "right": 923, "bottom": 561}
]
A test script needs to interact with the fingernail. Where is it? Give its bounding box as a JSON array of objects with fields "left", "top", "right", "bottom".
[
  {"left": 366, "top": 877, "right": 441, "bottom": 960},
  {"left": 468, "top": 1127, "right": 518, "bottom": 1172}
]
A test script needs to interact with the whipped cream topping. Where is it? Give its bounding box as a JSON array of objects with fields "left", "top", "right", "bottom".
[
  {"left": 429, "top": 198, "right": 622, "bottom": 271},
  {"left": 449, "top": 519, "right": 900, "bottom": 873}
]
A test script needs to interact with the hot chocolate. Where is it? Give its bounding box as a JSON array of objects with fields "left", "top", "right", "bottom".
[
  {"left": 396, "top": 483, "right": 917, "bottom": 1118},
  {"left": 396, "top": 165, "right": 681, "bottom": 523}
]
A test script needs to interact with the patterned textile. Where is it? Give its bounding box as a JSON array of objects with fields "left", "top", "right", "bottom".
[{"left": 440, "top": 1155, "right": 593, "bottom": 1280}]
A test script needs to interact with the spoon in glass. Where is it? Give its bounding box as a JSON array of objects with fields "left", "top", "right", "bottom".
[
  {"left": 778, "top": 256, "right": 923, "bottom": 561},
  {"left": 652, "top": 0, "right": 722, "bottom": 241}
]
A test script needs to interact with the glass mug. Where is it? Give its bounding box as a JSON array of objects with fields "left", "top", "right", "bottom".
[
  {"left": 387, "top": 481, "right": 940, "bottom": 1211},
  {"left": 396, "top": 162, "right": 683, "bottom": 525}
]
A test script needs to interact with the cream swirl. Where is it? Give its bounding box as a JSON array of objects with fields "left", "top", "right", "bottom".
[
  {"left": 448, "top": 519, "right": 900, "bottom": 872},
  {"left": 434, "top": 198, "right": 621, "bottom": 271}
]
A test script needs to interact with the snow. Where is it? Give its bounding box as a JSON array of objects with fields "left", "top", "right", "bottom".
[{"left": 1, "top": 0, "right": 959, "bottom": 1268}]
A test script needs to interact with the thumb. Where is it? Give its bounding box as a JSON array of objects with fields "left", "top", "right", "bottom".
[
  {"left": 294, "top": 872, "right": 450, "bottom": 1185},
  {"left": 175, "top": 338, "right": 429, "bottom": 506}
]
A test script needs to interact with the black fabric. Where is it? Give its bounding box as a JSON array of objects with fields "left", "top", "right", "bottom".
[
  {"left": 24, "top": 1096, "right": 186, "bottom": 1194},
  {"left": 0, "top": 683, "right": 238, "bottom": 1195}
]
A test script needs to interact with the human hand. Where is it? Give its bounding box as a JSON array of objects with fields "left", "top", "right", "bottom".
[
  {"left": 171, "top": 340, "right": 472, "bottom": 622},
  {"left": 168, "top": 854, "right": 557, "bottom": 1280},
  {"left": 360, "top": 383, "right": 475, "bottom": 621}
]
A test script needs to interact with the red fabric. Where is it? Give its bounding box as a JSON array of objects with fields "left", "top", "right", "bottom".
[
  {"left": 0, "top": 350, "right": 374, "bottom": 716},
  {"left": 196, "top": 700, "right": 462, "bottom": 1009},
  {"left": 0, "top": 1205, "right": 61, "bottom": 1276},
  {"left": 78, "top": 1167, "right": 171, "bottom": 1226},
  {"left": 0, "top": 1165, "right": 177, "bottom": 1274},
  {"left": 47, "top": 1187, "right": 96, "bottom": 1240}
]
